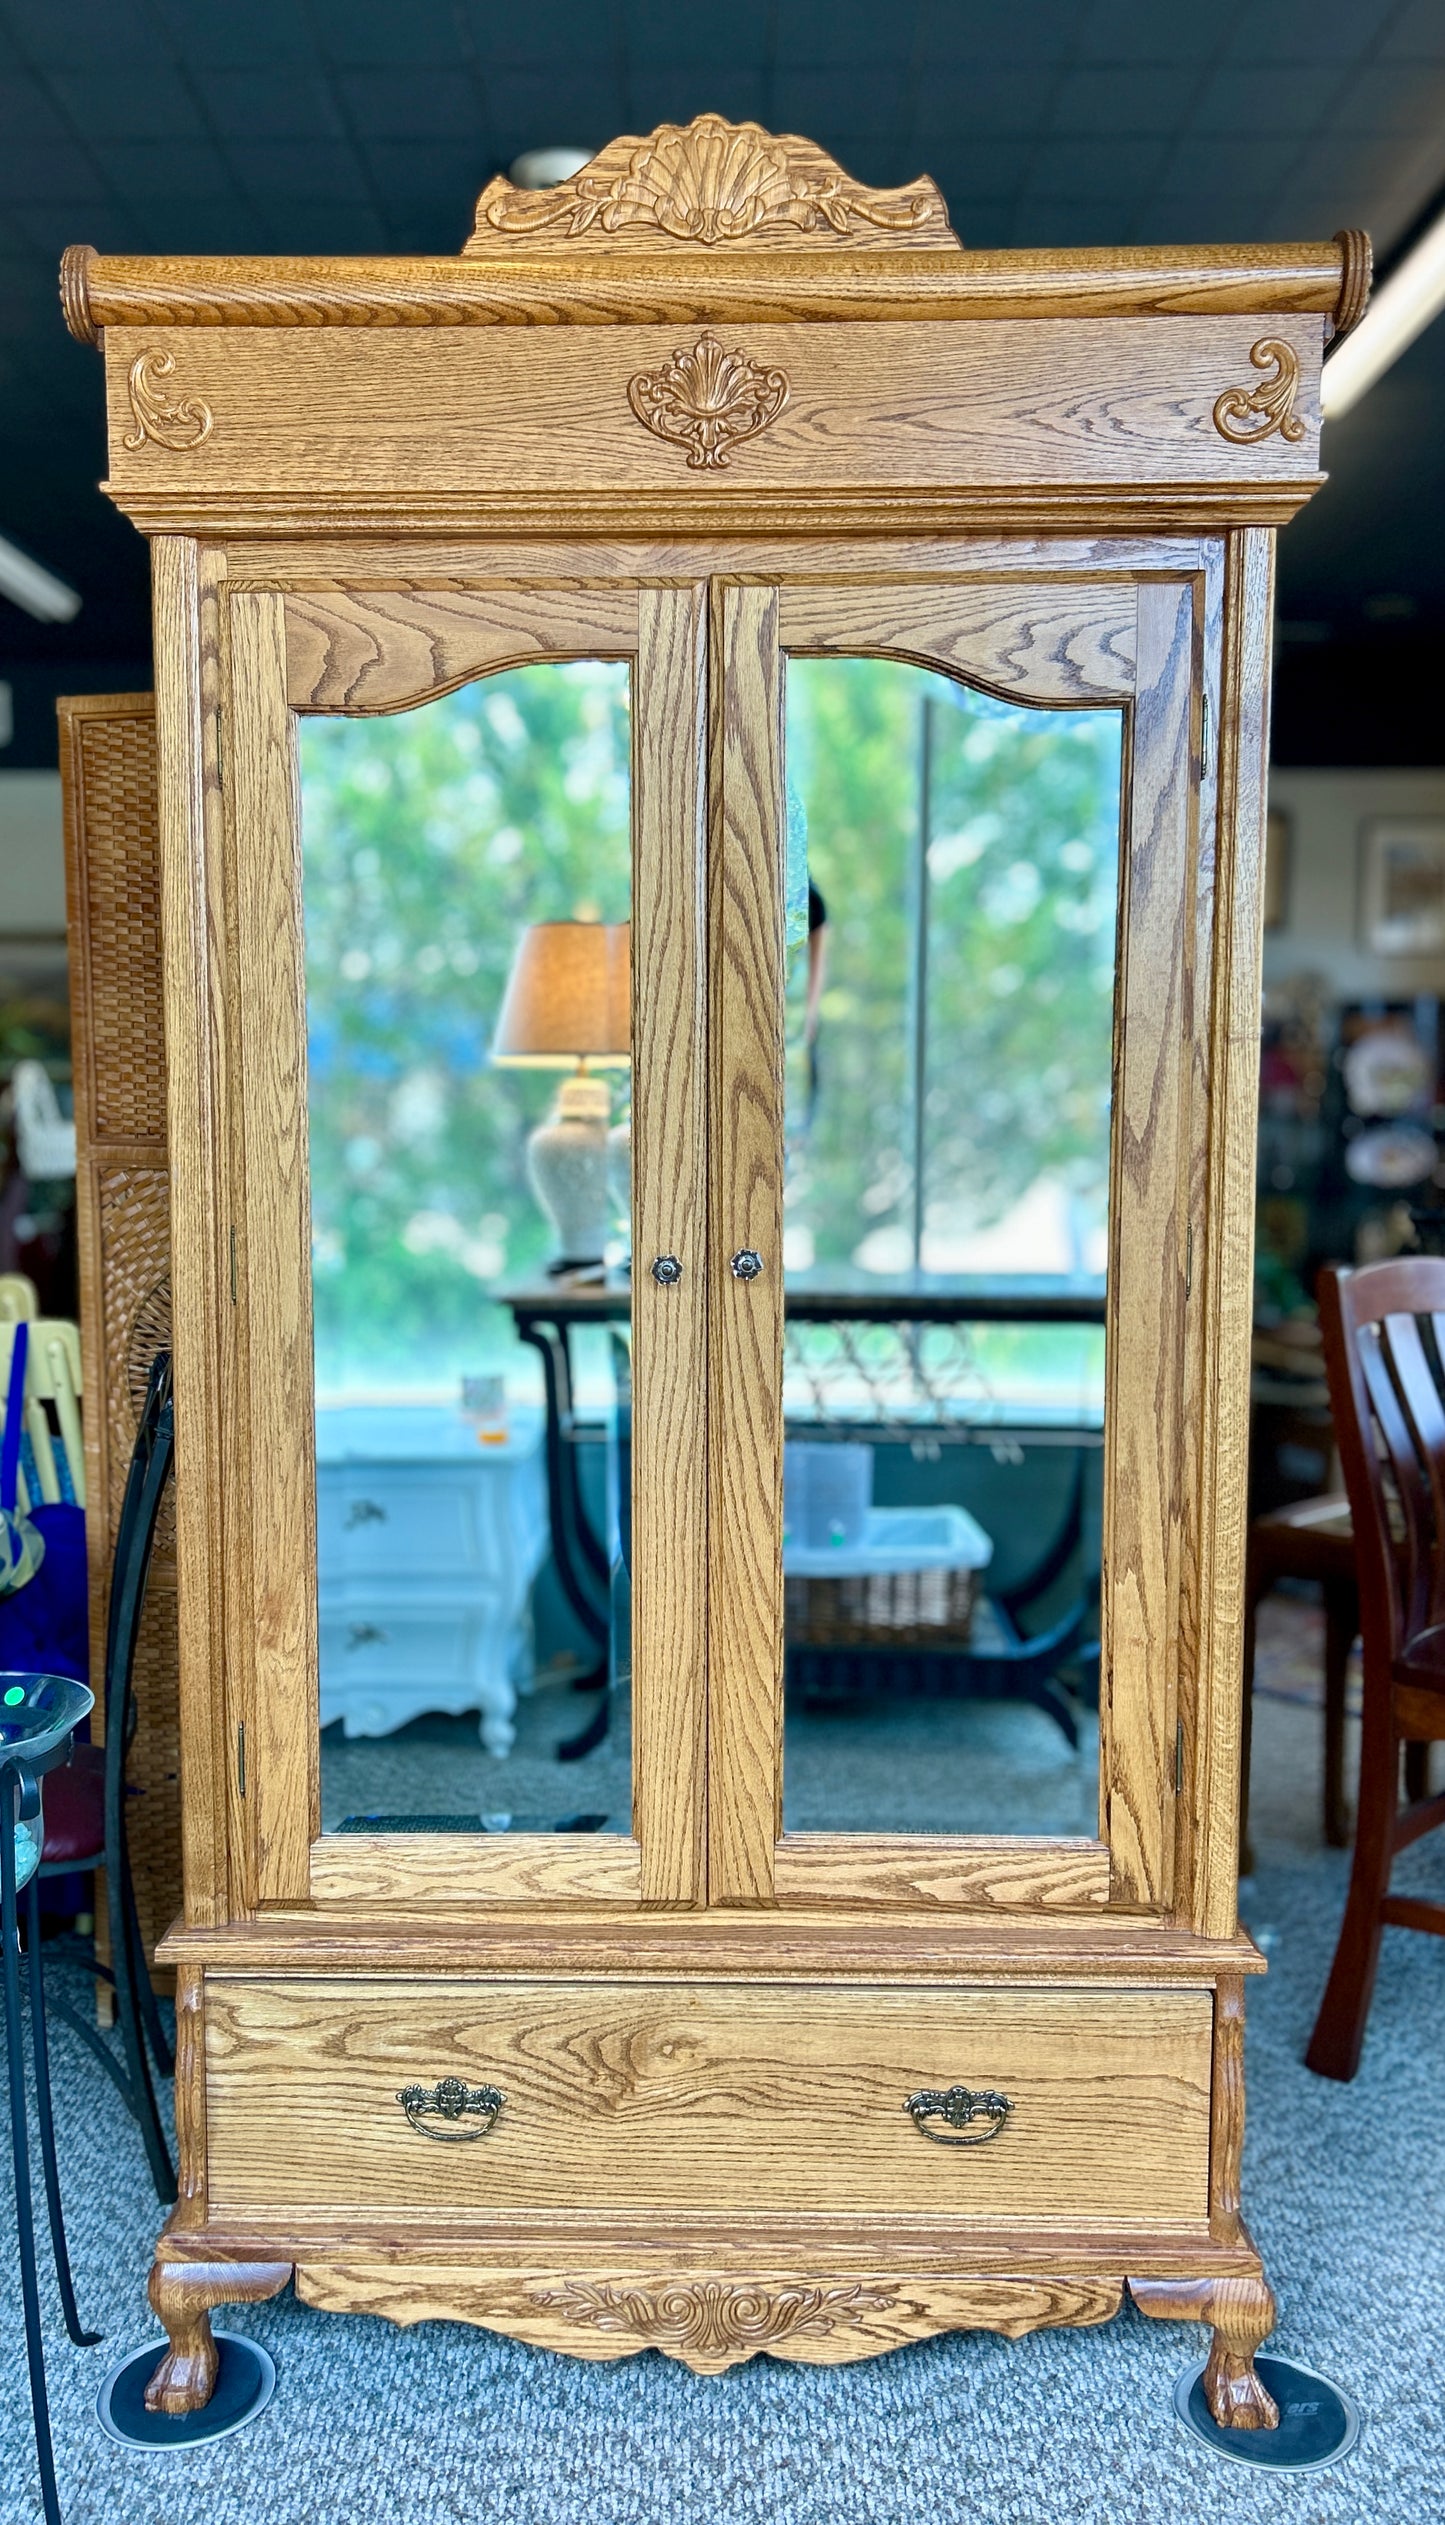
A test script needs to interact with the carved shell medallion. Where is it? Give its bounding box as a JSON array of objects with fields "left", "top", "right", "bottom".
[
  {"left": 1212, "top": 340, "right": 1305, "bottom": 447},
  {"left": 628, "top": 332, "right": 790, "bottom": 470},
  {"left": 123, "top": 350, "right": 213, "bottom": 453},
  {"left": 534, "top": 2279, "right": 898, "bottom": 2369}
]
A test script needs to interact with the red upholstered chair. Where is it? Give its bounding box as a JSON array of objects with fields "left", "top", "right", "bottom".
[{"left": 1308, "top": 1260, "right": 1445, "bottom": 2080}]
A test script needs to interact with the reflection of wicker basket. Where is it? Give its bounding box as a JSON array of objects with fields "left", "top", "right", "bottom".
[{"left": 786, "top": 1562, "right": 979, "bottom": 1649}]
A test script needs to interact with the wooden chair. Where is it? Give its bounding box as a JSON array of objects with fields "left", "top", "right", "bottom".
[
  {"left": 1308, "top": 1259, "right": 1445, "bottom": 2081},
  {"left": 1240, "top": 1494, "right": 1357, "bottom": 1862}
]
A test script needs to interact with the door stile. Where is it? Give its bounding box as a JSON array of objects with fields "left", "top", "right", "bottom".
[
  {"left": 706, "top": 583, "right": 787, "bottom": 1905},
  {"left": 1101, "top": 578, "right": 1198, "bottom": 1910},
  {"left": 227, "top": 590, "right": 321, "bottom": 1907},
  {"left": 633, "top": 586, "right": 710, "bottom": 1905}
]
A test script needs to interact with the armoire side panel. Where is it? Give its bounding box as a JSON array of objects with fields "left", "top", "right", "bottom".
[{"left": 58, "top": 692, "right": 181, "bottom": 1965}]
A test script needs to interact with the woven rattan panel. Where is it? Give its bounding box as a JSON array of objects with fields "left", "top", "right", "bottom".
[{"left": 59, "top": 695, "right": 180, "bottom": 1962}]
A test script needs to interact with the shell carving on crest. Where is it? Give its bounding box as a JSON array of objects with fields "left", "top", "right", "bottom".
[{"left": 466, "top": 116, "right": 958, "bottom": 254}]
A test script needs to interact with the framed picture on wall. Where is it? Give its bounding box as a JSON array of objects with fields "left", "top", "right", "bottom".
[
  {"left": 1264, "top": 806, "right": 1291, "bottom": 931},
  {"left": 1360, "top": 818, "right": 1445, "bottom": 956}
]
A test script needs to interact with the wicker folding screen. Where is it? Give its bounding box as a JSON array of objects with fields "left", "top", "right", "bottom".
[{"left": 58, "top": 693, "right": 179, "bottom": 1967}]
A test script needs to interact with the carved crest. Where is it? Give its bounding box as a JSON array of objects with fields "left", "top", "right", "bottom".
[
  {"left": 533, "top": 2279, "right": 898, "bottom": 2370},
  {"left": 1212, "top": 340, "right": 1306, "bottom": 447},
  {"left": 122, "top": 350, "right": 213, "bottom": 453},
  {"left": 467, "top": 116, "right": 958, "bottom": 255},
  {"left": 627, "top": 332, "right": 790, "bottom": 469}
]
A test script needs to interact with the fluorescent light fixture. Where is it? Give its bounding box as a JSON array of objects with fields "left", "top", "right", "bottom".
[
  {"left": 0, "top": 533, "right": 81, "bottom": 622},
  {"left": 1322, "top": 204, "right": 1445, "bottom": 420}
]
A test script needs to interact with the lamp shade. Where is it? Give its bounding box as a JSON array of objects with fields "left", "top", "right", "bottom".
[{"left": 491, "top": 920, "right": 631, "bottom": 1068}]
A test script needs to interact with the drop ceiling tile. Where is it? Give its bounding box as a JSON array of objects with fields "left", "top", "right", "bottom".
[
  {"left": 142, "top": 0, "right": 317, "bottom": 67},
  {"left": 364, "top": 140, "right": 493, "bottom": 217},
  {"left": 625, "top": 66, "right": 771, "bottom": 135},
  {"left": 229, "top": 139, "right": 374, "bottom": 203},
  {"left": 0, "top": 139, "right": 109, "bottom": 206},
  {"left": 1074, "top": 3, "right": 1222, "bottom": 65},
  {"left": 1384, "top": 0, "right": 1445, "bottom": 57},
  {"left": 1047, "top": 67, "right": 1195, "bottom": 137},
  {"left": 304, "top": 0, "right": 471, "bottom": 68},
  {"left": 1187, "top": 61, "right": 1351, "bottom": 137},
  {"left": 88, "top": 140, "right": 237, "bottom": 202},
  {"left": 0, "top": 74, "right": 70, "bottom": 142},
  {"left": 48, "top": 66, "right": 207, "bottom": 142},
  {"left": 624, "top": 0, "right": 775, "bottom": 58},
  {"left": 5, "top": 0, "right": 168, "bottom": 64},
  {"left": 775, "top": 0, "right": 921, "bottom": 65},
  {"left": 1325, "top": 62, "right": 1445, "bottom": 135},
  {"left": 1230, "top": 0, "right": 1400, "bottom": 62},
  {"left": 258, "top": 200, "right": 392, "bottom": 253},
  {"left": 1029, "top": 136, "right": 1171, "bottom": 197},
  {"left": 193, "top": 70, "right": 346, "bottom": 143},
  {"left": 912, "top": 67, "right": 1058, "bottom": 138},
  {"left": 336, "top": 69, "right": 483, "bottom": 141}
]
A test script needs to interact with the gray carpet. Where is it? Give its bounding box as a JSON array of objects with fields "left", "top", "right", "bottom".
[{"left": 3, "top": 1621, "right": 1443, "bottom": 2524}]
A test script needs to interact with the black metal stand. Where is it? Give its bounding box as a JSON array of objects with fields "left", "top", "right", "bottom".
[{"left": 3, "top": 1750, "right": 102, "bottom": 2525}]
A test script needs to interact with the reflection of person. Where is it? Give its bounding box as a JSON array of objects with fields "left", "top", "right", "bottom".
[{"left": 805, "top": 878, "right": 828, "bottom": 1118}]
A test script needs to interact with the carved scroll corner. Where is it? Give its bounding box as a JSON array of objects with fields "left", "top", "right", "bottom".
[
  {"left": 627, "top": 331, "right": 790, "bottom": 470},
  {"left": 123, "top": 348, "right": 213, "bottom": 454},
  {"left": 1330, "top": 229, "right": 1372, "bottom": 341},
  {"left": 465, "top": 115, "right": 959, "bottom": 254},
  {"left": 1212, "top": 339, "right": 1306, "bottom": 448}
]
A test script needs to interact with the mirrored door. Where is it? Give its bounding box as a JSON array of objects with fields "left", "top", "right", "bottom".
[
  {"left": 708, "top": 577, "right": 1198, "bottom": 1911},
  {"left": 228, "top": 584, "right": 706, "bottom": 1908}
]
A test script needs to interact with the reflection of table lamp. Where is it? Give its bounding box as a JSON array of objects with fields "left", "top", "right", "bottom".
[{"left": 492, "top": 921, "right": 630, "bottom": 1272}]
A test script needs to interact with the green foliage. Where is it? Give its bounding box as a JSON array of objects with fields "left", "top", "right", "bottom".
[
  {"left": 785, "top": 661, "right": 1121, "bottom": 1279},
  {"left": 299, "top": 664, "right": 630, "bottom": 1395}
]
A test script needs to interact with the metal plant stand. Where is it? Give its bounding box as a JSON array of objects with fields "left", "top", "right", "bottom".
[{"left": 1, "top": 1671, "right": 101, "bottom": 2525}]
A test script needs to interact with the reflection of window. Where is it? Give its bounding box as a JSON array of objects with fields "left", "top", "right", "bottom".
[
  {"left": 785, "top": 662, "right": 1122, "bottom": 1282},
  {"left": 300, "top": 664, "right": 631, "bottom": 1401}
]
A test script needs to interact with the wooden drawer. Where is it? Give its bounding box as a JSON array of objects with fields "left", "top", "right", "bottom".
[{"left": 205, "top": 1977, "right": 1211, "bottom": 2229}]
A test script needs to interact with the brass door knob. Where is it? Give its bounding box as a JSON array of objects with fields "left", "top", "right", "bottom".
[{"left": 730, "top": 1249, "right": 764, "bottom": 1282}]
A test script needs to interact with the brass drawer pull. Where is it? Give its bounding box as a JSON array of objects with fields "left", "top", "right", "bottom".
[
  {"left": 397, "top": 2077, "right": 505, "bottom": 2140},
  {"left": 906, "top": 2084, "right": 1012, "bottom": 2145}
]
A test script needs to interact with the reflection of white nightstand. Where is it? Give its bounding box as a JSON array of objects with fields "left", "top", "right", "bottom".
[{"left": 315, "top": 1404, "right": 546, "bottom": 1756}]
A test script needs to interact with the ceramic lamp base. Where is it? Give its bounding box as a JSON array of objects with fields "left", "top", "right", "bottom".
[{"left": 527, "top": 1071, "right": 612, "bottom": 1267}]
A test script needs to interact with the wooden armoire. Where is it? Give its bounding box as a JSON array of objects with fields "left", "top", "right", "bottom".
[{"left": 60, "top": 119, "right": 1368, "bottom": 2424}]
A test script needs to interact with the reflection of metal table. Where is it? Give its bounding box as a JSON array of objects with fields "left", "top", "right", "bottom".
[{"left": 502, "top": 1273, "right": 1107, "bottom": 1728}]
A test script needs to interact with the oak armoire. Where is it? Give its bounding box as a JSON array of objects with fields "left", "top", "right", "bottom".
[{"left": 59, "top": 117, "right": 1368, "bottom": 2425}]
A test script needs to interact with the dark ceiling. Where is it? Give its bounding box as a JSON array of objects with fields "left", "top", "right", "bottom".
[{"left": 2, "top": 0, "right": 1444, "bottom": 765}]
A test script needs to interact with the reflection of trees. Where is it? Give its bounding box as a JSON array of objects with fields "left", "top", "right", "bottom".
[
  {"left": 785, "top": 662, "right": 1121, "bottom": 1276},
  {"left": 301, "top": 665, "right": 631, "bottom": 1393}
]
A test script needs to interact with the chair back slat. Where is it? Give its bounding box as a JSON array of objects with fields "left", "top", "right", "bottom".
[
  {"left": 1320, "top": 1259, "right": 1445, "bottom": 1670},
  {"left": 1381, "top": 1308, "right": 1445, "bottom": 1628}
]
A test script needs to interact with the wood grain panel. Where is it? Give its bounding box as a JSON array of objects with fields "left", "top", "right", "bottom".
[
  {"left": 295, "top": 2260, "right": 1123, "bottom": 2372},
  {"left": 204, "top": 1976, "right": 1211, "bottom": 2226},
  {"left": 307, "top": 1834, "right": 643, "bottom": 1908},
  {"left": 284, "top": 586, "right": 638, "bottom": 713},
  {"left": 779, "top": 582, "right": 1136, "bottom": 701},
  {"left": 235, "top": 533, "right": 1214, "bottom": 587},
  {"left": 227, "top": 591, "right": 319, "bottom": 1905},
  {"left": 707, "top": 585, "right": 785, "bottom": 1903},
  {"left": 101, "top": 319, "right": 1323, "bottom": 505},
  {"left": 1191, "top": 531, "right": 1273, "bottom": 1941},
  {"left": 772, "top": 1836, "right": 1110, "bottom": 1910},
  {"left": 1102, "top": 581, "right": 1198, "bottom": 1907},
  {"left": 632, "top": 586, "right": 708, "bottom": 1904},
  {"left": 150, "top": 540, "right": 234, "bottom": 1926}
]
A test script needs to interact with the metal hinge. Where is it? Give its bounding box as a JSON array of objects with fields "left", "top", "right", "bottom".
[
  {"left": 236, "top": 1720, "right": 247, "bottom": 1800},
  {"left": 1175, "top": 1720, "right": 1186, "bottom": 1795}
]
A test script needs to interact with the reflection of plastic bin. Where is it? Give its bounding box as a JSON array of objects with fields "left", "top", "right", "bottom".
[
  {"left": 783, "top": 1441, "right": 872, "bottom": 1551},
  {"left": 785, "top": 1505, "right": 993, "bottom": 1648}
]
